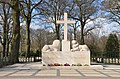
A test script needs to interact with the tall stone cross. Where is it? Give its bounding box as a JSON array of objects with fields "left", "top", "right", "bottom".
[{"left": 56, "top": 13, "right": 75, "bottom": 41}]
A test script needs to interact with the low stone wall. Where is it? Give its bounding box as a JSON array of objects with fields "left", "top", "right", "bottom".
[{"left": 42, "top": 51, "right": 90, "bottom": 66}]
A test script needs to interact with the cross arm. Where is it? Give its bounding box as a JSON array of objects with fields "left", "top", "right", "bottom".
[
  {"left": 56, "top": 20, "right": 64, "bottom": 24},
  {"left": 67, "top": 20, "right": 75, "bottom": 24}
]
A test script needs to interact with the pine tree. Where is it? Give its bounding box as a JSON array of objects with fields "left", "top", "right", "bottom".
[{"left": 105, "top": 33, "right": 119, "bottom": 58}]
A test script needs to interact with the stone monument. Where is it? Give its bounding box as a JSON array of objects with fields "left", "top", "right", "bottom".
[{"left": 42, "top": 13, "right": 90, "bottom": 66}]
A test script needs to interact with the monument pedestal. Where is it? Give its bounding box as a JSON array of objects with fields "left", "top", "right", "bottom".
[
  {"left": 42, "top": 50, "right": 90, "bottom": 66},
  {"left": 62, "top": 40, "right": 70, "bottom": 51}
]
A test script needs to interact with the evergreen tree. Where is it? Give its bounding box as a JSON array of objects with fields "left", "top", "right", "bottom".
[{"left": 105, "top": 33, "right": 119, "bottom": 58}]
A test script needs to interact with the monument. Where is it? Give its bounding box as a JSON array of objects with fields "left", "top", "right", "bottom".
[{"left": 42, "top": 13, "right": 90, "bottom": 66}]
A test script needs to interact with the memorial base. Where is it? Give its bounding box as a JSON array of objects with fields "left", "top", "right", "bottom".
[{"left": 62, "top": 40, "right": 70, "bottom": 51}]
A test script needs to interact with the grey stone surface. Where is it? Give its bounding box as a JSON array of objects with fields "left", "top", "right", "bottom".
[
  {"left": 0, "top": 63, "right": 120, "bottom": 78},
  {"left": 42, "top": 50, "right": 90, "bottom": 65},
  {"left": 42, "top": 40, "right": 60, "bottom": 52}
]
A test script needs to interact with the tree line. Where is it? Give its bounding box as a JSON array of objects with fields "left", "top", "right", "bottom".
[{"left": 0, "top": 0, "right": 119, "bottom": 64}]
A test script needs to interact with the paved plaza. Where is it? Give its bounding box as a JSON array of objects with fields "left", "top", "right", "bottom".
[
  {"left": 0, "top": 62, "right": 120, "bottom": 79},
  {"left": 0, "top": 69, "right": 120, "bottom": 77}
]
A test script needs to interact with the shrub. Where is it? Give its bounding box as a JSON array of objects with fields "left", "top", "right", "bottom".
[
  {"left": 64, "top": 63, "right": 70, "bottom": 66},
  {"left": 48, "top": 64, "right": 54, "bottom": 66},
  {"left": 60, "top": 64, "right": 63, "bottom": 66},
  {"left": 72, "top": 64, "right": 76, "bottom": 66},
  {"left": 54, "top": 63, "right": 60, "bottom": 66},
  {"left": 43, "top": 64, "right": 46, "bottom": 66},
  {"left": 84, "top": 64, "right": 89, "bottom": 66},
  {"left": 77, "top": 63, "right": 82, "bottom": 66}
]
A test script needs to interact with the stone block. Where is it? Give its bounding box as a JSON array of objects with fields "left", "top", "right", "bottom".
[
  {"left": 42, "top": 50, "right": 90, "bottom": 66},
  {"left": 62, "top": 40, "right": 70, "bottom": 51}
]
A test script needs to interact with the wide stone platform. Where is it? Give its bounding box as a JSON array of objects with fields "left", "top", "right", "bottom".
[
  {"left": 0, "top": 62, "right": 120, "bottom": 79},
  {"left": 0, "top": 68, "right": 120, "bottom": 77}
]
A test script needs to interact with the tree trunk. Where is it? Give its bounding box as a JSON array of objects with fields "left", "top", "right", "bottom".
[
  {"left": 80, "top": 25, "right": 84, "bottom": 45},
  {"left": 20, "top": 37, "right": 22, "bottom": 54},
  {"left": 6, "top": 41, "right": 9, "bottom": 56},
  {"left": 6, "top": 23, "right": 9, "bottom": 57},
  {"left": 56, "top": 25, "right": 60, "bottom": 40},
  {"left": 55, "top": 14, "right": 60, "bottom": 40},
  {"left": 11, "top": 0, "right": 20, "bottom": 63},
  {"left": 25, "top": 0, "right": 31, "bottom": 59},
  {"left": 74, "top": 28, "right": 76, "bottom": 40},
  {"left": 2, "top": 27, "right": 6, "bottom": 57},
  {"left": 2, "top": 10, "right": 7, "bottom": 57},
  {"left": 25, "top": 19, "right": 31, "bottom": 58}
]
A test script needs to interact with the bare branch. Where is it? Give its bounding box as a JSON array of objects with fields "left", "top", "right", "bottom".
[
  {"left": 31, "top": 0, "right": 43, "bottom": 12},
  {"left": 0, "top": 1, "right": 13, "bottom": 9}
]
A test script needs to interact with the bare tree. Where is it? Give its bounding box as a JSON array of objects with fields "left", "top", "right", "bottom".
[
  {"left": 68, "top": 0, "right": 98, "bottom": 44},
  {"left": 31, "top": 29, "right": 46, "bottom": 52},
  {"left": 11, "top": 0, "right": 20, "bottom": 63},
  {"left": 0, "top": 0, "right": 21, "bottom": 63},
  {"left": 20, "top": 0, "right": 43, "bottom": 58},
  {"left": 20, "top": 26, "right": 26, "bottom": 53},
  {"left": 0, "top": 3, "right": 12, "bottom": 58},
  {"left": 69, "top": 21, "right": 80, "bottom": 40},
  {"left": 102, "top": 0, "right": 120, "bottom": 25},
  {"left": 30, "top": 28, "right": 56, "bottom": 51},
  {"left": 39, "top": 0, "right": 70, "bottom": 40}
]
